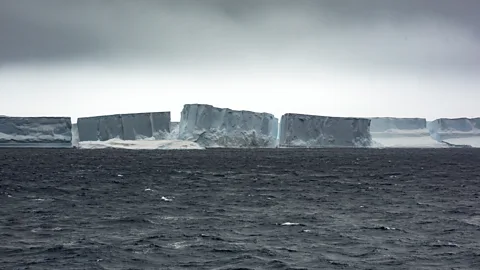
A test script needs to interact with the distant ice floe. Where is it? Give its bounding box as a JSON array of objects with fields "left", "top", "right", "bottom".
[
  {"left": 441, "top": 137, "right": 480, "bottom": 148},
  {"left": 0, "top": 116, "right": 73, "bottom": 148},
  {"left": 427, "top": 118, "right": 480, "bottom": 148},
  {"left": 369, "top": 117, "right": 475, "bottom": 148},
  {"left": 370, "top": 129, "right": 447, "bottom": 148},
  {"left": 78, "top": 138, "right": 204, "bottom": 150}
]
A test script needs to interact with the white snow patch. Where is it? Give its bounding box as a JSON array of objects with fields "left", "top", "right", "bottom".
[
  {"left": 78, "top": 138, "right": 204, "bottom": 150},
  {"left": 442, "top": 137, "right": 480, "bottom": 147},
  {"left": 371, "top": 135, "right": 447, "bottom": 148}
]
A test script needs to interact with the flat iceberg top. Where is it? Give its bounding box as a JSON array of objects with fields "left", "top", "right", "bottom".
[
  {"left": 370, "top": 117, "right": 426, "bottom": 120},
  {"left": 184, "top": 104, "right": 275, "bottom": 117},
  {"left": 78, "top": 112, "right": 170, "bottom": 119},
  {"left": 282, "top": 113, "right": 369, "bottom": 121},
  {"left": 0, "top": 116, "right": 71, "bottom": 119},
  {"left": 433, "top": 117, "right": 480, "bottom": 121}
]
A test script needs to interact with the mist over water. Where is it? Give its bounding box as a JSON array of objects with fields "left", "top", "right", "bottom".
[{"left": 1, "top": 0, "right": 480, "bottom": 120}]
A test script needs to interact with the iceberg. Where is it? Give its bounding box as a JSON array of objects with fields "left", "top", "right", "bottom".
[
  {"left": 0, "top": 116, "right": 72, "bottom": 148},
  {"left": 178, "top": 104, "right": 278, "bottom": 148},
  {"left": 428, "top": 118, "right": 480, "bottom": 140},
  {"left": 279, "top": 113, "right": 371, "bottom": 147},
  {"left": 428, "top": 118, "right": 480, "bottom": 147},
  {"left": 77, "top": 112, "right": 170, "bottom": 141},
  {"left": 370, "top": 117, "right": 428, "bottom": 135},
  {"left": 369, "top": 117, "right": 445, "bottom": 148}
]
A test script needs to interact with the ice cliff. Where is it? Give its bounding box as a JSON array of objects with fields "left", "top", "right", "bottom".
[
  {"left": 72, "top": 123, "right": 79, "bottom": 147},
  {"left": 428, "top": 118, "right": 480, "bottom": 141},
  {"left": 279, "top": 113, "right": 371, "bottom": 147},
  {"left": 370, "top": 117, "right": 428, "bottom": 135},
  {"left": 178, "top": 104, "right": 278, "bottom": 147},
  {"left": 77, "top": 112, "right": 170, "bottom": 141},
  {"left": 368, "top": 117, "right": 446, "bottom": 148},
  {"left": 0, "top": 116, "right": 72, "bottom": 148}
]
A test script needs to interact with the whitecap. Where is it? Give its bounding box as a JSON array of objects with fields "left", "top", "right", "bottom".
[
  {"left": 280, "top": 222, "right": 301, "bottom": 226},
  {"left": 168, "top": 241, "right": 188, "bottom": 249}
]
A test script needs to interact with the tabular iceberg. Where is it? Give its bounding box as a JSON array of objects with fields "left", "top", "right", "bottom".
[
  {"left": 370, "top": 117, "right": 427, "bottom": 135},
  {"left": 178, "top": 104, "right": 278, "bottom": 147},
  {"left": 279, "top": 113, "right": 371, "bottom": 147},
  {"left": 428, "top": 118, "right": 480, "bottom": 139},
  {"left": 77, "top": 112, "right": 170, "bottom": 141},
  {"left": 369, "top": 117, "right": 445, "bottom": 148},
  {"left": 0, "top": 116, "right": 73, "bottom": 148}
]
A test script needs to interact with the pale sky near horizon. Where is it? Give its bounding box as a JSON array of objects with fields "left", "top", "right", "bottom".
[{"left": 1, "top": 0, "right": 479, "bottom": 122}]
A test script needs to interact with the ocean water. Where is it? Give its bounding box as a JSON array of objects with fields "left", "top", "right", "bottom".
[{"left": 1, "top": 148, "right": 480, "bottom": 269}]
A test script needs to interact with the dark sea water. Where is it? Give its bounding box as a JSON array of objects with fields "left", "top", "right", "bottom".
[{"left": 1, "top": 148, "right": 480, "bottom": 269}]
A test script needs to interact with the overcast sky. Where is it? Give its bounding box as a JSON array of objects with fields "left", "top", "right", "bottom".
[{"left": 1, "top": 0, "right": 479, "bottom": 121}]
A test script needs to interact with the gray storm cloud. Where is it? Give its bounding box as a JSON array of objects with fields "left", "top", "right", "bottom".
[
  {"left": 1, "top": 0, "right": 480, "bottom": 121},
  {"left": 1, "top": 0, "right": 479, "bottom": 74}
]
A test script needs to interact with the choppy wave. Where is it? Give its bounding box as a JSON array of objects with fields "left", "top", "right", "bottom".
[{"left": 2, "top": 148, "right": 480, "bottom": 269}]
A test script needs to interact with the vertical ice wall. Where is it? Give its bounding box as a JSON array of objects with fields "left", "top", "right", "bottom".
[
  {"left": 0, "top": 116, "right": 73, "bottom": 148},
  {"left": 428, "top": 118, "right": 480, "bottom": 140},
  {"left": 279, "top": 113, "right": 371, "bottom": 147},
  {"left": 72, "top": 123, "right": 79, "bottom": 147},
  {"left": 179, "top": 104, "right": 278, "bottom": 147},
  {"left": 368, "top": 117, "right": 444, "bottom": 147},
  {"left": 370, "top": 117, "right": 427, "bottom": 133},
  {"left": 77, "top": 112, "right": 170, "bottom": 141}
]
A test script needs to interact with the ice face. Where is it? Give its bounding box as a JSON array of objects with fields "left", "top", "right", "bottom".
[
  {"left": 0, "top": 116, "right": 72, "bottom": 148},
  {"left": 428, "top": 118, "right": 480, "bottom": 140},
  {"left": 77, "top": 112, "right": 170, "bottom": 141},
  {"left": 370, "top": 117, "right": 427, "bottom": 132},
  {"left": 72, "top": 123, "right": 79, "bottom": 147},
  {"left": 178, "top": 104, "right": 278, "bottom": 148},
  {"left": 279, "top": 113, "right": 372, "bottom": 147},
  {"left": 367, "top": 117, "right": 443, "bottom": 147}
]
